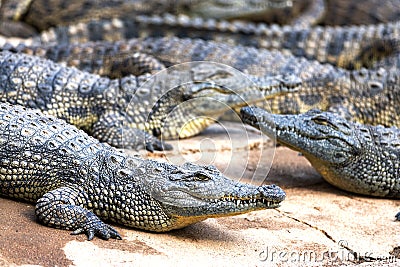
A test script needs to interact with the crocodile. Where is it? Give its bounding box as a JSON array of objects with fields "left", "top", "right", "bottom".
[
  {"left": 0, "top": 36, "right": 378, "bottom": 79},
  {"left": 3, "top": 0, "right": 399, "bottom": 34},
  {"left": 5, "top": 37, "right": 400, "bottom": 128},
  {"left": 321, "top": 0, "right": 400, "bottom": 26},
  {"left": 2, "top": 0, "right": 399, "bottom": 64},
  {"left": 2, "top": 41, "right": 170, "bottom": 79},
  {"left": 13, "top": 13, "right": 396, "bottom": 70},
  {"left": 0, "top": 102, "right": 285, "bottom": 240},
  {"left": 175, "top": 0, "right": 324, "bottom": 27},
  {"left": 240, "top": 106, "right": 400, "bottom": 200},
  {"left": 0, "top": 0, "right": 291, "bottom": 34},
  {"left": 0, "top": 50, "right": 301, "bottom": 146},
  {"left": 194, "top": 0, "right": 400, "bottom": 26},
  {"left": 1, "top": 2, "right": 398, "bottom": 70}
]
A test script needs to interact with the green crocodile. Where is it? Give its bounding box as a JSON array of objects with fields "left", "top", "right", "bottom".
[
  {"left": 0, "top": 102, "right": 285, "bottom": 240},
  {"left": 240, "top": 106, "right": 400, "bottom": 199}
]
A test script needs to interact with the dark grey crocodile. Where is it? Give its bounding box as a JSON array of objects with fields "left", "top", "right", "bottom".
[
  {"left": 0, "top": 0, "right": 291, "bottom": 35},
  {"left": 20, "top": 13, "right": 398, "bottom": 70},
  {"left": 0, "top": 36, "right": 372, "bottom": 80},
  {"left": 0, "top": 50, "right": 300, "bottom": 147},
  {"left": 5, "top": 37, "right": 400, "bottom": 128},
  {"left": 3, "top": 0, "right": 400, "bottom": 35},
  {"left": 2, "top": 0, "right": 399, "bottom": 70},
  {"left": 321, "top": 0, "right": 400, "bottom": 26},
  {"left": 193, "top": 0, "right": 400, "bottom": 26},
  {"left": 0, "top": 102, "right": 285, "bottom": 240},
  {"left": 240, "top": 106, "right": 400, "bottom": 199}
]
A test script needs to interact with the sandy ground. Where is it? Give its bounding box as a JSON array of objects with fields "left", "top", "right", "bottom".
[{"left": 0, "top": 122, "right": 399, "bottom": 267}]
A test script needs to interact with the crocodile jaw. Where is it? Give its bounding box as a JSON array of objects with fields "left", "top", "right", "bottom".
[
  {"left": 157, "top": 184, "right": 285, "bottom": 231},
  {"left": 240, "top": 106, "right": 359, "bottom": 162}
]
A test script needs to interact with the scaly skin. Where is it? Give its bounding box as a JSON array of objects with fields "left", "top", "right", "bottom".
[
  {"left": 23, "top": 14, "right": 399, "bottom": 70},
  {"left": 6, "top": 37, "right": 399, "bottom": 128},
  {"left": 0, "top": 50, "right": 300, "bottom": 145},
  {"left": 0, "top": 102, "right": 285, "bottom": 240},
  {"left": 209, "top": 0, "right": 400, "bottom": 26},
  {"left": 126, "top": 38, "right": 400, "bottom": 127},
  {"left": 0, "top": 0, "right": 291, "bottom": 32},
  {"left": 178, "top": 0, "right": 296, "bottom": 23},
  {"left": 322, "top": 0, "right": 400, "bottom": 26},
  {"left": 1, "top": 0, "right": 399, "bottom": 69},
  {"left": 3, "top": 42, "right": 168, "bottom": 78},
  {"left": 3, "top": 35, "right": 396, "bottom": 84},
  {"left": 0, "top": 0, "right": 178, "bottom": 32},
  {"left": 3, "top": 0, "right": 399, "bottom": 32},
  {"left": 240, "top": 106, "right": 400, "bottom": 199},
  {"left": 0, "top": 36, "right": 347, "bottom": 78},
  {"left": 204, "top": 0, "right": 325, "bottom": 26}
]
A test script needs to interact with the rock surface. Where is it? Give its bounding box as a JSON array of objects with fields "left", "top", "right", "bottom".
[{"left": 0, "top": 122, "right": 399, "bottom": 267}]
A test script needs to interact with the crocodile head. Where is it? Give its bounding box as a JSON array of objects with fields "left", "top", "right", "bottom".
[
  {"left": 240, "top": 106, "right": 389, "bottom": 196},
  {"left": 129, "top": 157, "right": 285, "bottom": 231},
  {"left": 146, "top": 75, "right": 300, "bottom": 140},
  {"left": 240, "top": 107, "right": 362, "bottom": 164}
]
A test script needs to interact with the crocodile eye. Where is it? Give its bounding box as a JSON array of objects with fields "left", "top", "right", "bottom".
[
  {"left": 334, "top": 152, "right": 346, "bottom": 159},
  {"left": 311, "top": 115, "right": 329, "bottom": 125},
  {"left": 195, "top": 172, "right": 211, "bottom": 181},
  {"left": 311, "top": 115, "right": 340, "bottom": 130}
]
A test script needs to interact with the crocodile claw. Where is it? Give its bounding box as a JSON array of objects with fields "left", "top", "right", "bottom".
[
  {"left": 153, "top": 139, "right": 173, "bottom": 151},
  {"left": 145, "top": 143, "right": 155, "bottom": 153},
  {"left": 146, "top": 138, "right": 173, "bottom": 152},
  {"left": 71, "top": 220, "right": 122, "bottom": 240}
]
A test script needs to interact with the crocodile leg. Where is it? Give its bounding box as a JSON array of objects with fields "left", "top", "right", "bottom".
[
  {"left": 35, "top": 186, "right": 122, "bottom": 240},
  {"left": 107, "top": 52, "right": 165, "bottom": 77},
  {"left": 91, "top": 111, "right": 172, "bottom": 151}
]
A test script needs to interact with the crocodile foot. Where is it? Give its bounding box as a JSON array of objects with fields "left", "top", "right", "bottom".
[
  {"left": 147, "top": 137, "right": 173, "bottom": 152},
  {"left": 71, "top": 213, "right": 122, "bottom": 241},
  {"left": 35, "top": 186, "right": 122, "bottom": 241}
]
